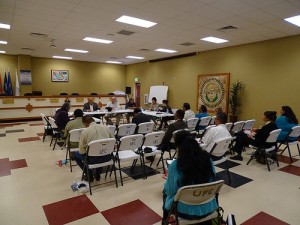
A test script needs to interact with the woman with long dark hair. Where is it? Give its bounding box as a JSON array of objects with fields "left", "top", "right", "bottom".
[
  {"left": 276, "top": 106, "right": 298, "bottom": 141},
  {"left": 162, "top": 130, "right": 217, "bottom": 225}
]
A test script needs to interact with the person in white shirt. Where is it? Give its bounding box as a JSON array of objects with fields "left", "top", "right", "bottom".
[
  {"left": 182, "top": 103, "right": 195, "bottom": 121},
  {"left": 201, "top": 112, "right": 232, "bottom": 153},
  {"left": 104, "top": 97, "right": 122, "bottom": 125}
]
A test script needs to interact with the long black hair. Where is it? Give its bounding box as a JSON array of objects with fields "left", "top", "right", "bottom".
[
  {"left": 175, "top": 130, "right": 215, "bottom": 186},
  {"left": 282, "top": 106, "right": 298, "bottom": 124}
]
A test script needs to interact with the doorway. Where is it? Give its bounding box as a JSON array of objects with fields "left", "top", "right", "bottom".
[{"left": 135, "top": 82, "right": 141, "bottom": 107}]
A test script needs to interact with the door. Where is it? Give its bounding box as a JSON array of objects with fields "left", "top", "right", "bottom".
[{"left": 135, "top": 82, "right": 141, "bottom": 107}]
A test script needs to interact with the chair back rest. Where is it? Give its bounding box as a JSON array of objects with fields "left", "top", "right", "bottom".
[
  {"left": 69, "top": 128, "right": 85, "bottom": 142},
  {"left": 288, "top": 126, "right": 300, "bottom": 138},
  {"left": 186, "top": 118, "right": 199, "bottom": 131},
  {"left": 170, "top": 129, "right": 186, "bottom": 143},
  {"left": 40, "top": 113, "right": 50, "bottom": 126},
  {"left": 119, "top": 134, "right": 144, "bottom": 151},
  {"left": 199, "top": 116, "right": 212, "bottom": 127},
  {"left": 143, "top": 131, "right": 165, "bottom": 146},
  {"left": 137, "top": 122, "right": 155, "bottom": 134},
  {"left": 210, "top": 137, "right": 234, "bottom": 157},
  {"left": 87, "top": 138, "right": 116, "bottom": 157},
  {"left": 174, "top": 180, "right": 224, "bottom": 205},
  {"left": 210, "top": 116, "right": 216, "bottom": 125},
  {"left": 243, "top": 119, "right": 256, "bottom": 130},
  {"left": 225, "top": 122, "right": 233, "bottom": 131},
  {"left": 107, "top": 125, "right": 116, "bottom": 136},
  {"left": 200, "top": 125, "right": 216, "bottom": 137},
  {"left": 266, "top": 129, "right": 281, "bottom": 143},
  {"left": 117, "top": 124, "right": 137, "bottom": 137},
  {"left": 48, "top": 117, "right": 58, "bottom": 129},
  {"left": 231, "top": 121, "right": 245, "bottom": 133}
]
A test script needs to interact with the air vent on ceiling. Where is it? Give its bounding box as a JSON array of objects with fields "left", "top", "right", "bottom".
[
  {"left": 30, "top": 32, "right": 48, "bottom": 38},
  {"left": 139, "top": 48, "right": 150, "bottom": 52},
  {"left": 218, "top": 25, "right": 237, "bottom": 32},
  {"left": 109, "top": 57, "right": 119, "bottom": 60},
  {"left": 117, "top": 30, "right": 135, "bottom": 35},
  {"left": 180, "top": 42, "right": 195, "bottom": 46},
  {"left": 21, "top": 47, "right": 35, "bottom": 51}
]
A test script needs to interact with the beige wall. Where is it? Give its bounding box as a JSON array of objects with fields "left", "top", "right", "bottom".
[
  {"left": 126, "top": 35, "right": 300, "bottom": 126},
  {"left": 0, "top": 54, "right": 18, "bottom": 86}
]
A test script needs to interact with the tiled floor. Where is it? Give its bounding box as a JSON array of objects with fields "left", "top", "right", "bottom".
[{"left": 0, "top": 121, "right": 300, "bottom": 225}]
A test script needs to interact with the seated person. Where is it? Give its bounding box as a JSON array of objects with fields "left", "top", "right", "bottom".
[
  {"left": 125, "top": 98, "right": 137, "bottom": 123},
  {"left": 74, "top": 116, "right": 114, "bottom": 182},
  {"left": 276, "top": 106, "right": 298, "bottom": 142},
  {"left": 182, "top": 102, "right": 195, "bottom": 121},
  {"left": 64, "top": 109, "right": 85, "bottom": 149},
  {"left": 162, "top": 130, "right": 217, "bottom": 225},
  {"left": 149, "top": 97, "right": 159, "bottom": 111},
  {"left": 158, "top": 100, "right": 174, "bottom": 130},
  {"left": 159, "top": 109, "right": 187, "bottom": 152},
  {"left": 132, "top": 108, "right": 151, "bottom": 133},
  {"left": 83, "top": 98, "right": 99, "bottom": 112},
  {"left": 195, "top": 105, "right": 209, "bottom": 130},
  {"left": 104, "top": 97, "right": 122, "bottom": 126},
  {"left": 201, "top": 112, "right": 231, "bottom": 155},
  {"left": 54, "top": 102, "right": 71, "bottom": 131},
  {"left": 215, "top": 107, "right": 223, "bottom": 115},
  {"left": 230, "top": 111, "right": 278, "bottom": 161}
]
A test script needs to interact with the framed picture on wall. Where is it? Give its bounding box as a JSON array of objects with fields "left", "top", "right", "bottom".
[
  {"left": 51, "top": 70, "right": 69, "bottom": 82},
  {"left": 197, "top": 73, "right": 230, "bottom": 114}
]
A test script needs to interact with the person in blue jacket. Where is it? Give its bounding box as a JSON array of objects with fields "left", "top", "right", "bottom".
[
  {"left": 162, "top": 130, "right": 217, "bottom": 225},
  {"left": 195, "top": 105, "right": 209, "bottom": 130},
  {"left": 276, "top": 106, "right": 298, "bottom": 141}
]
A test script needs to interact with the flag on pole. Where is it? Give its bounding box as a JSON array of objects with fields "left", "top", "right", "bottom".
[
  {"left": 0, "top": 72, "right": 3, "bottom": 93},
  {"left": 7, "top": 71, "right": 13, "bottom": 96},
  {"left": 15, "top": 70, "right": 20, "bottom": 96},
  {"left": 4, "top": 71, "right": 8, "bottom": 94}
]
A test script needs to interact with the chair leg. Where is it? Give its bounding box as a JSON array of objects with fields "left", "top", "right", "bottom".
[
  {"left": 246, "top": 151, "right": 256, "bottom": 165},
  {"left": 87, "top": 167, "right": 92, "bottom": 195},
  {"left": 287, "top": 144, "right": 293, "bottom": 163},
  {"left": 225, "top": 161, "right": 231, "bottom": 185},
  {"left": 117, "top": 160, "right": 123, "bottom": 186},
  {"left": 112, "top": 163, "right": 118, "bottom": 188},
  {"left": 297, "top": 143, "right": 300, "bottom": 156},
  {"left": 43, "top": 130, "right": 46, "bottom": 142},
  {"left": 264, "top": 150, "right": 270, "bottom": 172}
]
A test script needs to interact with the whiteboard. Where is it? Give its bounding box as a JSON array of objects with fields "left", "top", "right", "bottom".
[{"left": 148, "top": 85, "right": 168, "bottom": 104}]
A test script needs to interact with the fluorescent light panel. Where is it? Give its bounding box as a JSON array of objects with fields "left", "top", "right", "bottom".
[
  {"left": 106, "top": 61, "right": 122, "bottom": 64},
  {"left": 83, "top": 37, "right": 113, "bottom": 44},
  {"left": 65, "top": 48, "right": 88, "bottom": 53},
  {"left": 53, "top": 56, "right": 73, "bottom": 60},
  {"left": 0, "top": 40, "right": 7, "bottom": 44},
  {"left": 116, "top": 15, "right": 157, "bottom": 28},
  {"left": 201, "top": 36, "right": 228, "bottom": 43},
  {"left": 0, "top": 50, "right": 6, "bottom": 53},
  {"left": 284, "top": 15, "right": 300, "bottom": 27},
  {"left": 155, "top": 48, "right": 177, "bottom": 53},
  {"left": 126, "top": 56, "right": 145, "bottom": 59},
  {"left": 0, "top": 23, "right": 10, "bottom": 29}
]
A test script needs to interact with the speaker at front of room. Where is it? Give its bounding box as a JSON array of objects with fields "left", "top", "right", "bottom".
[{"left": 125, "top": 86, "right": 131, "bottom": 94}]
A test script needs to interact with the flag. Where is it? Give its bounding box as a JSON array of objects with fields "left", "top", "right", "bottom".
[
  {"left": 15, "top": 70, "right": 20, "bottom": 96},
  {"left": 0, "top": 72, "right": 2, "bottom": 93},
  {"left": 4, "top": 71, "right": 8, "bottom": 94},
  {"left": 7, "top": 71, "right": 13, "bottom": 96}
]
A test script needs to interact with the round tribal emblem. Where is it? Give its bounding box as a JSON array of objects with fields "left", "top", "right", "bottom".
[{"left": 200, "top": 77, "right": 225, "bottom": 108}]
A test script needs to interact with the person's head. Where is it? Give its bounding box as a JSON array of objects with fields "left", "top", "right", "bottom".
[
  {"left": 61, "top": 102, "right": 71, "bottom": 112},
  {"left": 199, "top": 105, "right": 207, "bottom": 113},
  {"left": 175, "top": 109, "right": 185, "bottom": 120},
  {"left": 82, "top": 115, "right": 95, "bottom": 127},
  {"left": 215, "top": 107, "right": 223, "bottom": 114},
  {"left": 152, "top": 97, "right": 157, "bottom": 104},
  {"left": 215, "top": 112, "right": 227, "bottom": 125},
  {"left": 87, "top": 98, "right": 94, "bottom": 104},
  {"left": 133, "top": 107, "right": 142, "bottom": 115},
  {"left": 182, "top": 103, "right": 190, "bottom": 111},
  {"left": 74, "top": 109, "right": 83, "bottom": 118},
  {"left": 111, "top": 97, "right": 117, "bottom": 103},
  {"left": 263, "top": 111, "right": 277, "bottom": 122},
  {"left": 281, "top": 106, "right": 298, "bottom": 124},
  {"left": 129, "top": 98, "right": 134, "bottom": 103},
  {"left": 162, "top": 100, "right": 168, "bottom": 106},
  {"left": 174, "top": 130, "right": 215, "bottom": 186}
]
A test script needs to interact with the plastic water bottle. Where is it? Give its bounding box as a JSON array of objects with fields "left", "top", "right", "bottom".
[{"left": 166, "top": 108, "right": 169, "bottom": 114}]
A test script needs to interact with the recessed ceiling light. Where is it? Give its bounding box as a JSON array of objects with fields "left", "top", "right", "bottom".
[
  {"left": 126, "top": 56, "right": 145, "bottom": 59},
  {"left": 0, "top": 50, "right": 6, "bottom": 54},
  {"left": 65, "top": 48, "right": 88, "bottom": 53},
  {"left": 106, "top": 61, "right": 122, "bottom": 64},
  {"left": 284, "top": 15, "right": 300, "bottom": 27},
  {"left": 0, "top": 23, "right": 10, "bottom": 29},
  {"left": 0, "top": 40, "right": 7, "bottom": 44},
  {"left": 52, "top": 56, "right": 73, "bottom": 60},
  {"left": 83, "top": 37, "right": 113, "bottom": 44},
  {"left": 201, "top": 37, "right": 228, "bottom": 43},
  {"left": 155, "top": 48, "right": 177, "bottom": 53},
  {"left": 116, "top": 15, "right": 157, "bottom": 28}
]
